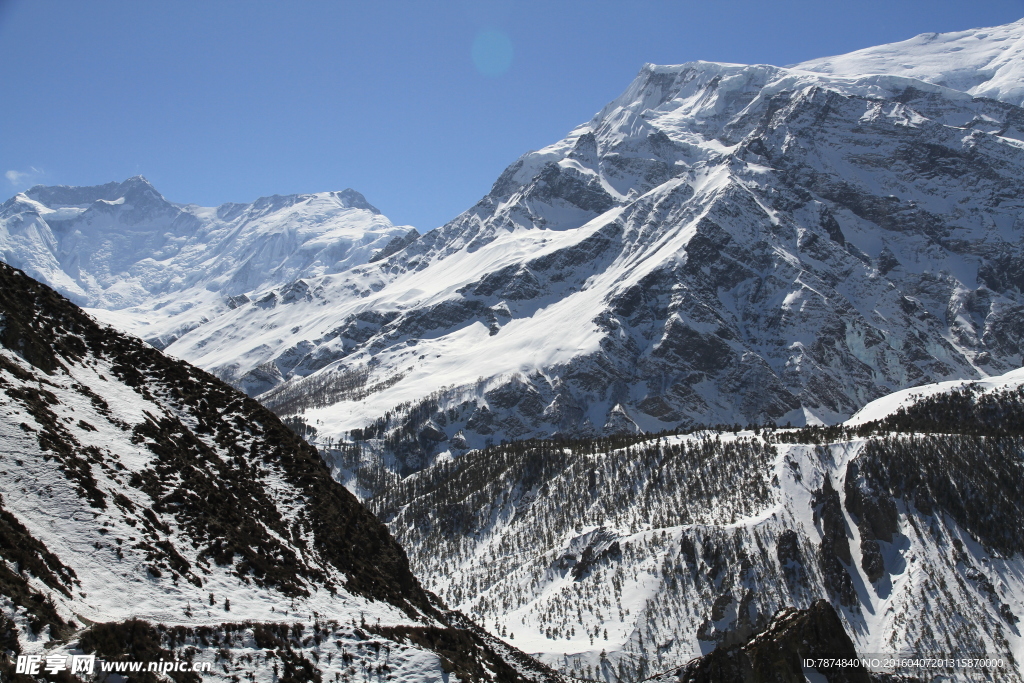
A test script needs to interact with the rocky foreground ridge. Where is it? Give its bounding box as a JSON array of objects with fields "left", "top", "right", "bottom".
[{"left": 0, "top": 260, "right": 563, "bottom": 682}]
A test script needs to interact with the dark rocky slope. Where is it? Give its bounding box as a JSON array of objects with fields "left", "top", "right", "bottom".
[{"left": 0, "top": 261, "right": 566, "bottom": 682}]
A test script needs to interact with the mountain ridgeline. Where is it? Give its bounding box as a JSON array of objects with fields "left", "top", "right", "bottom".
[
  {"left": 198, "top": 32, "right": 1024, "bottom": 478},
  {"left": 12, "top": 23, "right": 1024, "bottom": 460},
  {"left": 6, "top": 16, "right": 1024, "bottom": 683},
  {"left": 0, "top": 260, "right": 566, "bottom": 683},
  {"left": 0, "top": 178, "right": 415, "bottom": 394},
  {"left": 349, "top": 378, "right": 1024, "bottom": 681}
]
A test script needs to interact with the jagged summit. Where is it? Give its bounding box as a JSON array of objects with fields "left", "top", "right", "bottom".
[
  {"left": 606, "top": 17, "right": 1024, "bottom": 103},
  {"left": 230, "top": 188, "right": 382, "bottom": 217},
  {"left": 330, "top": 187, "right": 381, "bottom": 213}
]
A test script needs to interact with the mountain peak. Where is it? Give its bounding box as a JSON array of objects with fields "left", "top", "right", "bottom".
[
  {"left": 23, "top": 175, "right": 167, "bottom": 209},
  {"left": 333, "top": 187, "right": 380, "bottom": 213},
  {"left": 121, "top": 173, "right": 153, "bottom": 187},
  {"left": 795, "top": 17, "right": 1024, "bottom": 105},
  {"left": 117, "top": 174, "right": 160, "bottom": 195},
  {"left": 243, "top": 188, "right": 381, "bottom": 217}
]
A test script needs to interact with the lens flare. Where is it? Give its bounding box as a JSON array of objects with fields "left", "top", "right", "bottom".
[{"left": 471, "top": 29, "right": 513, "bottom": 77}]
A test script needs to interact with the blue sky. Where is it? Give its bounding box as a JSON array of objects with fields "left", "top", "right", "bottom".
[{"left": 2, "top": 1, "right": 1024, "bottom": 229}]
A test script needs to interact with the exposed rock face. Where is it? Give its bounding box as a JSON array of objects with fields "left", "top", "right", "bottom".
[
  {"left": 775, "top": 529, "right": 808, "bottom": 591},
  {"left": 655, "top": 601, "right": 869, "bottom": 683},
  {"left": 813, "top": 477, "right": 857, "bottom": 607},
  {"left": 845, "top": 462, "right": 899, "bottom": 583},
  {"left": 160, "top": 46, "right": 1024, "bottom": 467}
]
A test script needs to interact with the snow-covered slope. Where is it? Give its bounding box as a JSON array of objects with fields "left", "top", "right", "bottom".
[
  {"left": 796, "top": 18, "right": 1024, "bottom": 106},
  {"left": 847, "top": 363, "right": 1024, "bottom": 425},
  {"left": 0, "top": 262, "right": 564, "bottom": 683},
  {"left": 366, "top": 378, "right": 1024, "bottom": 681},
  {"left": 11, "top": 22, "right": 1024, "bottom": 456},
  {"left": 0, "top": 177, "right": 414, "bottom": 354},
  {"left": 201, "top": 19, "right": 1024, "bottom": 467}
]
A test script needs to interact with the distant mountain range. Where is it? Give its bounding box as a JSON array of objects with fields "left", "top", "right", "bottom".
[
  {"left": 0, "top": 177, "right": 414, "bottom": 391},
  {"left": 5, "top": 16, "right": 1024, "bottom": 683},
  {"left": 10, "top": 20, "right": 1024, "bottom": 455}
]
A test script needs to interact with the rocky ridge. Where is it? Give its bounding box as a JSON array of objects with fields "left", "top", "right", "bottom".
[
  {"left": 182, "top": 20, "right": 1024, "bottom": 465},
  {"left": 0, "top": 260, "right": 563, "bottom": 683},
  {"left": 361, "top": 369, "right": 1024, "bottom": 681}
]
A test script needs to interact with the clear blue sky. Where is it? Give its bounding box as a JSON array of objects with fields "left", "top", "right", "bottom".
[{"left": 2, "top": 0, "right": 1023, "bottom": 229}]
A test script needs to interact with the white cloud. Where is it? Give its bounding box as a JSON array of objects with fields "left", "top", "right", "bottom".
[{"left": 5, "top": 166, "right": 44, "bottom": 189}]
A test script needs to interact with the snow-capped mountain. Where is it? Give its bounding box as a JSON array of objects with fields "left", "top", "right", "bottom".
[
  {"left": 0, "top": 261, "right": 564, "bottom": 683},
  {"left": 796, "top": 18, "right": 1024, "bottom": 106},
  {"left": 9, "top": 21, "right": 1024, "bottom": 455},
  {"left": 0, "top": 177, "right": 414, "bottom": 361},
  {"left": 4, "top": 17, "right": 1024, "bottom": 683},
  {"left": 365, "top": 367, "right": 1024, "bottom": 681},
  {"left": 212, "top": 18, "right": 1024, "bottom": 462}
]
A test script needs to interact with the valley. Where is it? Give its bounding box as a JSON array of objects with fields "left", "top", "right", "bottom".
[{"left": 4, "top": 16, "right": 1024, "bottom": 683}]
